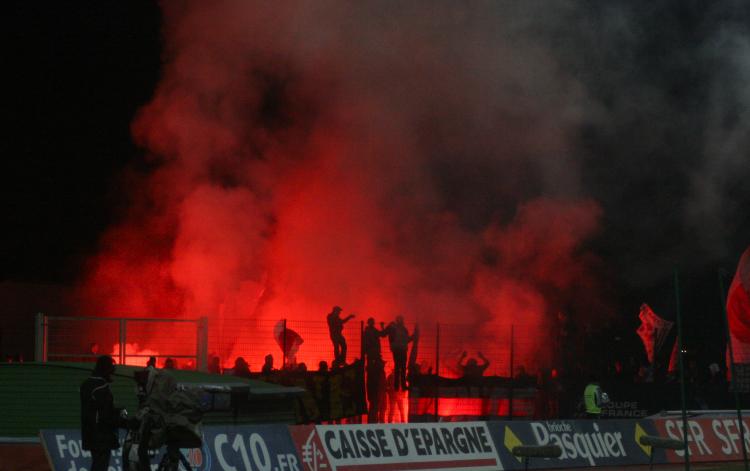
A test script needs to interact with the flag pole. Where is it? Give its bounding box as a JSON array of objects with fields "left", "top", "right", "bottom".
[
  {"left": 674, "top": 269, "right": 690, "bottom": 471},
  {"left": 719, "top": 269, "right": 749, "bottom": 471}
]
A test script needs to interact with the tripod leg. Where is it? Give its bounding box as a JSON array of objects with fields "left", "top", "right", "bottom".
[{"left": 649, "top": 448, "right": 654, "bottom": 471}]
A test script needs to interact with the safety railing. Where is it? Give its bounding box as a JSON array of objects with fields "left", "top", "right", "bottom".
[{"left": 34, "top": 314, "right": 208, "bottom": 370}]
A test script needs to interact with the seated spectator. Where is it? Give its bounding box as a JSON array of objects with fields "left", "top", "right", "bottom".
[
  {"left": 232, "top": 357, "right": 250, "bottom": 377},
  {"left": 318, "top": 361, "right": 329, "bottom": 373},
  {"left": 515, "top": 365, "right": 536, "bottom": 386},
  {"left": 262, "top": 354, "right": 275, "bottom": 374},
  {"left": 208, "top": 356, "right": 222, "bottom": 375}
]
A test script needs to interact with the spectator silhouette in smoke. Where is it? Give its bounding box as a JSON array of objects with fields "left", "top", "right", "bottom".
[
  {"left": 459, "top": 351, "right": 490, "bottom": 379},
  {"left": 80, "top": 355, "right": 126, "bottom": 471},
  {"left": 327, "top": 306, "right": 355, "bottom": 368},
  {"left": 233, "top": 357, "right": 250, "bottom": 377},
  {"left": 363, "top": 317, "right": 387, "bottom": 367},
  {"left": 208, "top": 355, "right": 222, "bottom": 374},
  {"left": 262, "top": 354, "right": 275, "bottom": 374},
  {"left": 366, "top": 357, "right": 386, "bottom": 423},
  {"left": 386, "top": 369, "right": 406, "bottom": 422},
  {"left": 385, "top": 315, "right": 413, "bottom": 391}
]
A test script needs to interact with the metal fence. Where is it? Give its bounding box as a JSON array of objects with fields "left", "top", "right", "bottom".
[
  {"left": 34, "top": 314, "right": 208, "bottom": 370},
  {"left": 33, "top": 312, "right": 535, "bottom": 382},
  {"left": 210, "top": 318, "right": 532, "bottom": 380}
]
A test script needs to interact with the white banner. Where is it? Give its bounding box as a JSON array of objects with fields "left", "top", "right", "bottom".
[{"left": 306, "top": 422, "right": 502, "bottom": 471}]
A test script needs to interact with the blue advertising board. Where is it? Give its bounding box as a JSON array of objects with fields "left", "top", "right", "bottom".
[
  {"left": 486, "top": 419, "right": 667, "bottom": 469},
  {"left": 40, "top": 424, "right": 301, "bottom": 471}
]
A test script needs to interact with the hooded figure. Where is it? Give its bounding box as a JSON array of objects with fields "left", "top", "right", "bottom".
[{"left": 80, "top": 355, "right": 124, "bottom": 471}]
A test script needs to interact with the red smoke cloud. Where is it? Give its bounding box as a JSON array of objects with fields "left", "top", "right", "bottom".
[{"left": 78, "top": 2, "right": 604, "bottom": 373}]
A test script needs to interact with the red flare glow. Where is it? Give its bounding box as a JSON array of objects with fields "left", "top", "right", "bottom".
[{"left": 76, "top": 2, "right": 605, "bottom": 381}]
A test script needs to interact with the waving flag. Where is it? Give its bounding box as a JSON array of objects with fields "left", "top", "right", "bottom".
[
  {"left": 273, "top": 320, "right": 304, "bottom": 366},
  {"left": 636, "top": 303, "right": 674, "bottom": 364},
  {"left": 728, "top": 247, "right": 750, "bottom": 364}
]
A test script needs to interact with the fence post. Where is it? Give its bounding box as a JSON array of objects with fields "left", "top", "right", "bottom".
[
  {"left": 674, "top": 269, "right": 691, "bottom": 471},
  {"left": 282, "top": 319, "right": 287, "bottom": 369},
  {"left": 34, "top": 312, "right": 48, "bottom": 362},
  {"left": 197, "top": 316, "right": 209, "bottom": 372},
  {"left": 118, "top": 319, "right": 127, "bottom": 365},
  {"left": 509, "top": 324, "right": 514, "bottom": 420},
  {"left": 434, "top": 322, "right": 440, "bottom": 422},
  {"left": 360, "top": 320, "right": 364, "bottom": 360}
]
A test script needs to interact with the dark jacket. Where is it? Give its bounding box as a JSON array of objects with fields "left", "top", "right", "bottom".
[
  {"left": 80, "top": 376, "right": 120, "bottom": 450},
  {"left": 363, "top": 325, "right": 387, "bottom": 361},
  {"left": 386, "top": 323, "right": 411, "bottom": 351}
]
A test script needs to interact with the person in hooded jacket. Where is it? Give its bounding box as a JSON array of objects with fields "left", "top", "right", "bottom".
[
  {"left": 385, "top": 315, "right": 413, "bottom": 391},
  {"left": 80, "top": 355, "right": 126, "bottom": 471}
]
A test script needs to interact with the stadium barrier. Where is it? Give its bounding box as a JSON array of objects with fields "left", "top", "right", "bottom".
[
  {"left": 36, "top": 415, "right": 750, "bottom": 471},
  {"left": 638, "top": 434, "right": 684, "bottom": 471},
  {"left": 511, "top": 444, "right": 563, "bottom": 470}
]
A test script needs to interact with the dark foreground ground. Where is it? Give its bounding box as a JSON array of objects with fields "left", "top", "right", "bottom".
[{"left": 565, "top": 464, "right": 747, "bottom": 471}]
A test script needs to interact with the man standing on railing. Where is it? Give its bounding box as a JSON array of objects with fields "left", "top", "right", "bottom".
[
  {"left": 327, "top": 306, "right": 355, "bottom": 368},
  {"left": 363, "top": 317, "right": 387, "bottom": 367},
  {"left": 386, "top": 315, "right": 413, "bottom": 391}
]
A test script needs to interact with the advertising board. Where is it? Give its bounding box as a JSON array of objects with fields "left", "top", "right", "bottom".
[
  {"left": 652, "top": 416, "right": 750, "bottom": 463},
  {"left": 288, "top": 422, "right": 502, "bottom": 471},
  {"left": 40, "top": 424, "right": 300, "bottom": 471},
  {"left": 487, "top": 419, "right": 662, "bottom": 469},
  {"left": 39, "top": 416, "right": 750, "bottom": 471}
]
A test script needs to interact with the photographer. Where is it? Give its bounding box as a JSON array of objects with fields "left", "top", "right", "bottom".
[{"left": 80, "top": 355, "right": 127, "bottom": 471}]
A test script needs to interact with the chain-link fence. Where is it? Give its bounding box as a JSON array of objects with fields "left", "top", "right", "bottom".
[
  {"left": 36, "top": 313, "right": 539, "bottom": 380},
  {"left": 207, "top": 318, "right": 535, "bottom": 379}
]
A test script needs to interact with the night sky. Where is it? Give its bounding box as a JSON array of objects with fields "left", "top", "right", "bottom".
[
  {"left": 1, "top": 1, "right": 749, "bottom": 365},
  {"left": 2, "top": 1, "right": 161, "bottom": 283}
]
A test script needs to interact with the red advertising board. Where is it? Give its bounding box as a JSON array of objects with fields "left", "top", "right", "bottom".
[{"left": 288, "top": 422, "right": 502, "bottom": 471}]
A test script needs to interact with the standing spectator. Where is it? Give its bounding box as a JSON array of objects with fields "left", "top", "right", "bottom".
[
  {"left": 366, "top": 357, "right": 386, "bottom": 423},
  {"left": 386, "top": 370, "right": 406, "bottom": 422},
  {"left": 262, "top": 354, "right": 275, "bottom": 374},
  {"left": 80, "top": 355, "right": 125, "bottom": 471},
  {"left": 385, "top": 315, "right": 413, "bottom": 391},
  {"left": 363, "top": 317, "right": 387, "bottom": 367},
  {"left": 327, "top": 306, "right": 355, "bottom": 368}
]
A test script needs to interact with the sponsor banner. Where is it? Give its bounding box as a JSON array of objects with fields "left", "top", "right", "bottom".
[
  {"left": 256, "top": 361, "right": 367, "bottom": 422},
  {"left": 487, "top": 419, "right": 661, "bottom": 469},
  {"left": 40, "top": 429, "right": 131, "bottom": 471},
  {"left": 652, "top": 416, "right": 750, "bottom": 463},
  {"left": 289, "top": 422, "right": 502, "bottom": 471},
  {"left": 40, "top": 424, "right": 300, "bottom": 471},
  {"left": 600, "top": 401, "right": 649, "bottom": 418}
]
